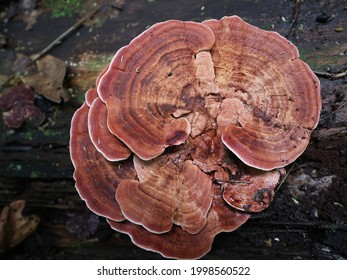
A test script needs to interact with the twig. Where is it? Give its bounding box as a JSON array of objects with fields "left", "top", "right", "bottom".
[
  {"left": 32, "top": 5, "right": 102, "bottom": 61},
  {"left": 0, "top": 5, "right": 103, "bottom": 89},
  {"left": 330, "top": 100, "right": 347, "bottom": 115},
  {"left": 314, "top": 70, "right": 347, "bottom": 80},
  {"left": 287, "top": 0, "right": 302, "bottom": 36},
  {"left": 246, "top": 220, "right": 347, "bottom": 230},
  {"left": 275, "top": 163, "right": 296, "bottom": 193},
  {"left": 0, "top": 74, "right": 15, "bottom": 90}
]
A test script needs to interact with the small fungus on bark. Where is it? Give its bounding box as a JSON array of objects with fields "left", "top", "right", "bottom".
[
  {"left": 0, "top": 85, "right": 45, "bottom": 129},
  {"left": 69, "top": 16, "right": 321, "bottom": 259}
]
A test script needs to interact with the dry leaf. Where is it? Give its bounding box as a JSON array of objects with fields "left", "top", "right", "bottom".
[
  {"left": 12, "top": 53, "right": 36, "bottom": 74},
  {"left": 21, "top": 55, "right": 69, "bottom": 103},
  {"left": 0, "top": 200, "right": 40, "bottom": 251}
]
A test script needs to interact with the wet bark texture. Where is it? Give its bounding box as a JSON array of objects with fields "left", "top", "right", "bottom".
[{"left": 0, "top": 0, "right": 346, "bottom": 259}]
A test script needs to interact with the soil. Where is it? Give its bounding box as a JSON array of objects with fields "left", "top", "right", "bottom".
[{"left": 0, "top": 0, "right": 346, "bottom": 259}]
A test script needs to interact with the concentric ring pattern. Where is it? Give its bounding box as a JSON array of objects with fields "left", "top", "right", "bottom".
[{"left": 69, "top": 16, "right": 321, "bottom": 259}]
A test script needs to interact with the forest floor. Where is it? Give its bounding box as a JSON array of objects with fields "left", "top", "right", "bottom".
[{"left": 0, "top": 0, "right": 346, "bottom": 259}]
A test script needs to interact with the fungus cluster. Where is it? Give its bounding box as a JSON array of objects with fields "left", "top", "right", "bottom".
[{"left": 69, "top": 16, "right": 321, "bottom": 259}]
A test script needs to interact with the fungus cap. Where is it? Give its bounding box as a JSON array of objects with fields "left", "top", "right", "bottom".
[
  {"left": 69, "top": 102, "right": 135, "bottom": 221},
  {"left": 204, "top": 16, "right": 321, "bottom": 170},
  {"left": 116, "top": 155, "right": 213, "bottom": 234},
  {"left": 108, "top": 185, "right": 250, "bottom": 260},
  {"left": 97, "top": 20, "right": 215, "bottom": 160},
  {"left": 69, "top": 16, "right": 321, "bottom": 259}
]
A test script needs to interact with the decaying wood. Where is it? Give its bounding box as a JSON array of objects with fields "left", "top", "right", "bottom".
[
  {"left": 0, "top": 0, "right": 346, "bottom": 260},
  {"left": 0, "top": 5, "right": 103, "bottom": 90},
  {"left": 31, "top": 5, "right": 103, "bottom": 62},
  {"left": 287, "top": 0, "right": 302, "bottom": 36}
]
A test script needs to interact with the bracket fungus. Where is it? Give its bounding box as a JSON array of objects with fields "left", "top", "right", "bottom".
[{"left": 69, "top": 16, "right": 321, "bottom": 259}]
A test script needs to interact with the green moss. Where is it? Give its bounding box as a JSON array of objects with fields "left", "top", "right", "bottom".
[
  {"left": 83, "top": 54, "right": 114, "bottom": 72},
  {"left": 72, "top": 242, "right": 82, "bottom": 249},
  {"left": 44, "top": 0, "right": 82, "bottom": 18},
  {"left": 298, "top": 45, "right": 346, "bottom": 70},
  {"left": 22, "top": 130, "right": 35, "bottom": 141},
  {"left": 240, "top": 16, "right": 253, "bottom": 24},
  {"left": 261, "top": 23, "right": 275, "bottom": 30},
  {"left": 42, "top": 128, "right": 63, "bottom": 138},
  {"left": 8, "top": 163, "right": 22, "bottom": 172},
  {"left": 30, "top": 171, "right": 40, "bottom": 178}
]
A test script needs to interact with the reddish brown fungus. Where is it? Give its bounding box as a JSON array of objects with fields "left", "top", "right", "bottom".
[
  {"left": 203, "top": 17, "right": 321, "bottom": 170},
  {"left": 69, "top": 16, "right": 321, "bottom": 259},
  {"left": 97, "top": 20, "right": 215, "bottom": 160},
  {"left": 108, "top": 185, "right": 250, "bottom": 259},
  {"left": 70, "top": 102, "right": 135, "bottom": 221},
  {"left": 222, "top": 167, "right": 286, "bottom": 212},
  {"left": 0, "top": 85, "right": 45, "bottom": 128},
  {"left": 116, "top": 155, "right": 213, "bottom": 234},
  {"left": 88, "top": 96, "right": 131, "bottom": 161}
]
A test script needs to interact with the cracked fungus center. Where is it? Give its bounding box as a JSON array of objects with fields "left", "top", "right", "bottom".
[{"left": 69, "top": 16, "right": 321, "bottom": 259}]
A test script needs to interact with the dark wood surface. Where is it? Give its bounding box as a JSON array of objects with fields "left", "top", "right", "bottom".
[{"left": 0, "top": 0, "right": 346, "bottom": 259}]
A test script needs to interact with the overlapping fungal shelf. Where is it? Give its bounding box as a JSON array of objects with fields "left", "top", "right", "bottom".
[{"left": 69, "top": 16, "right": 321, "bottom": 259}]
